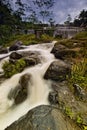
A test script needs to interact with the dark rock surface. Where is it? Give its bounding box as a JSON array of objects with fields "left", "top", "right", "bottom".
[
  {"left": 51, "top": 44, "right": 77, "bottom": 60},
  {"left": 9, "top": 41, "right": 23, "bottom": 51},
  {"left": 8, "top": 73, "right": 31, "bottom": 105},
  {"left": 0, "top": 47, "right": 8, "bottom": 54},
  {"left": 44, "top": 60, "right": 71, "bottom": 81},
  {"left": 5, "top": 105, "right": 81, "bottom": 130},
  {"left": 9, "top": 51, "right": 41, "bottom": 65},
  {"left": 10, "top": 52, "right": 22, "bottom": 60},
  {"left": 73, "top": 84, "right": 87, "bottom": 101},
  {"left": 48, "top": 91, "right": 58, "bottom": 104}
]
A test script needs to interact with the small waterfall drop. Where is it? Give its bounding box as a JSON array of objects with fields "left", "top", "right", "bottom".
[{"left": 0, "top": 42, "right": 56, "bottom": 130}]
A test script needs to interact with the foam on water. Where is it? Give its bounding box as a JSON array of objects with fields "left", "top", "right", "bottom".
[{"left": 0, "top": 42, "right": 56, "bottom": 130}]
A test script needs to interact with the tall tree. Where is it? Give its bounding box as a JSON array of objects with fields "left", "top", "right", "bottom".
[
  {"left": 33, "top": 0, "right": 55, "bottom": 24},
  {"left": 73, "top": 10, "right": 87, "bottom": 27}
]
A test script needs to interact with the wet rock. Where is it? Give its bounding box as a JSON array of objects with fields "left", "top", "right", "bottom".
[
  {"left": 19, "top": 73, "right": 32, "bottom": 88},
  {"left": 48, "top": 91, "right": 58, "bottom": 104},
  {"left": 73, "top": 84, "right": 87, "bottom": 101},
  {"left": 0, "top": 47, "right": 8, "bottom": 54},
  {"left": 8, "top": 73, "right": 31, "bottom": 105},
  {"left": 5, "top": 105, "right": 81, "bottom": 130},
  {"left": 9, "top": 51, "right": 41, "bottom": 65},
  {"left": 9, "top": 41, "right": 23, "bottom": 51},
  {"left": 24, "top": 57, "right": 37, "bottom": 66},
  {"left": 20, "top": 51, "right": 40, "bottom": 58},
  {"left": 10, "top": 52, "right": 22, "bottom": 60},
  {"left": 51, "top": 44, "right": 77, "bottom": 60},
  {"left": 44, "top": 60, "right": 71, "bottom": 81}
]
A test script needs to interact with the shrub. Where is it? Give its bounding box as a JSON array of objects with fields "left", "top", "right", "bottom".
[
  {"left": 41, "top": 34, "right": 53, "bottom": 42},
  {"left": 68, "top": 58, "right": 87, "bottom": 91},
  {"left": 2, "top": 59, "right": 26, "bottom": 78}
]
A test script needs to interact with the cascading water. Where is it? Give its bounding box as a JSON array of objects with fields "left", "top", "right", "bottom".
[{"left": 0, "top": 41, "right": 56, "bottom": 130}]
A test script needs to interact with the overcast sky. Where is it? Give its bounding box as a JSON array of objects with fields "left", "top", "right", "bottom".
[
  {"left": 54, "top": 0, "right": 87, "bottom": 23},
  {"left": 12, "top": 0, "right": 87, "bottom": 24}
]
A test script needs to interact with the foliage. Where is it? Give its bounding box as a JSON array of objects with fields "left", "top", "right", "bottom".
[
  {"left": 41, "top": 34, "right": 53, "bottom": 42},
  {"left": 65, "top": 107, "right": 74, "bottom": 119},
  {"left": 83, "top": 126, "right": 87, "bottom": 130},
  {"left": 69, "top": 58, "right": 87, "bottom": 91},
  {"left": 73, "top": 9, "right": 87, "bottom": 27},
  {"left": 33, "top": 0, "right": 55, "bottom": 23},
  {"left": 76, "top": 115, "right": 83, "bottom": 124},
  {"left": 2, "top": 59, "right": 26, "bottom": 78}
]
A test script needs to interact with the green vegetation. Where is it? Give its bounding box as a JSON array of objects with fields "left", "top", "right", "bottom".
[
  {"left": 2, "top": 59, "right": 26, "bottom": 78},
  {"left": 76, "top": 115, "right": 83, "bottom": 124},
  {"left": 4, "top": 33, "right": 54, "bottom": 47},
  {"left": 70, "top": 59, "right": 87, "bottom": 91},
  {"left": 65, "top": 106, "right": 74, "bottom": 119}
]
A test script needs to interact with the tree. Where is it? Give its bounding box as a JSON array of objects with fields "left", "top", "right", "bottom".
[
  {"left": 64, "top": 14, "right": 72, "bottom": 26},
  {"left": 73, "top": 10, "right": 87, "bottom": 27},
  {"left": 33, "top": 0, "right": 55, "bottom": 24},
  {"left": 48, "top": 18, "right": 55, "bottom": 26}
]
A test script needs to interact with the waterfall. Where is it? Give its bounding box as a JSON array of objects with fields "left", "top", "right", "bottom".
[{"left": 0, "top": 42, "right": 56, "bottom": 130}]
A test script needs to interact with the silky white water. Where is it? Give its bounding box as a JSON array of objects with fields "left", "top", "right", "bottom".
[{"left": 0, "top": 42, "right": 56, "bottom": 130}]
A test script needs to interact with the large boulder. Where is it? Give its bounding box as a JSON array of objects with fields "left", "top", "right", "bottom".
[
  {"left": 8, "top": 73, "right": 31, "bottom": 105},
  {"left": 9, "top": 41, "right": 23, "bottom": 51},
  {"left": 5, "top": 105, "right": 81, "bottom": 130},
  {"left": 9, "top": 51, "right": 41, "bottom": 65},
  {"left": 44, "top": 60, "right": 71, "bottom": 81},
  {"left": 51, "top": 44, "right": 77, "bottom": 60},
  {"left": 10, "top": 52, "right": 23, "bottom": 60},
  {"left": 0, "top": 47, "right": 8, "bottom": 54}
]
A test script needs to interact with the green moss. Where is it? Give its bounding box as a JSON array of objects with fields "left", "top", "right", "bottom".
[
  {"left": 76, "top": 115, "right": 83, "bottom": 124},
  {"left": 65, "top": 106, "right": 74, "bottom": 119},
  {"left": 2, "top": 59, "right": 26, "bottom": 78},
  {"left": 83, "top": 125, "right": 87, "bottom": 130}
]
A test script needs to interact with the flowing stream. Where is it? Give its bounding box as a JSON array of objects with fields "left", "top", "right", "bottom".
[{"left": 0, "top": 41, "right": 56, "bottom": 130}]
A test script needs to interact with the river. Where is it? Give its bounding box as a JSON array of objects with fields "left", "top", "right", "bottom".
[{"left": 0, "top": 41, "right": 56, "bottom": 130}]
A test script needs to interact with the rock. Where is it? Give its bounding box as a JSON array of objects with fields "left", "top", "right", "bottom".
[
  {"left": 9, "top": 51, "right": 41, "bottom": 65},
  {"left": 0, "top": 47, "right": 8, "bottom": 54},
  {"left": 20, "top": 51, "right": 40, "bottom": 58},
  {"left": 48, "top": 91, "right": 58, "bottom": 104},
  {"left": 9, "top": 41, "right": 23, "bottom": 51},
  {"left": 8, "top": 73, "right": 31, "bottom": 105},
  {"left": 44, "top": 60, "right": 71, "bottom": 81},
  {"left": 24, "top": 57, "right": 40, "bottom": 66},
  {"left": 10, "top": 52, "right": 22, "bottom": 60},
  {"left": 73, "top": 84, "right": 87, "bottom": 101},
  {"left": 51, "top": 44, "right": 77, "bottom": 60},
  {"left": 19, "top": 73, "right": 32, "bottom": 88},
  {"left": 5, "top": 105, "right": 81, "bottom": 130},
  {"left": 20, "top": 51, "right": 41, "bottom": 65}
]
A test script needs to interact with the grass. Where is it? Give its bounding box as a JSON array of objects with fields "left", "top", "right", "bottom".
[
  {"left": 3, "top": 33, "right": 54, "bottom": 47},
  {"left": 68, "top": 58, "right": 87, "bottom": 92}
]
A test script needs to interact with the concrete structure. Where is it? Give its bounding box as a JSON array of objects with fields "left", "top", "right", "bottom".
[{"left": 54, "top": 26, "right": 84, "bottom": 38}]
